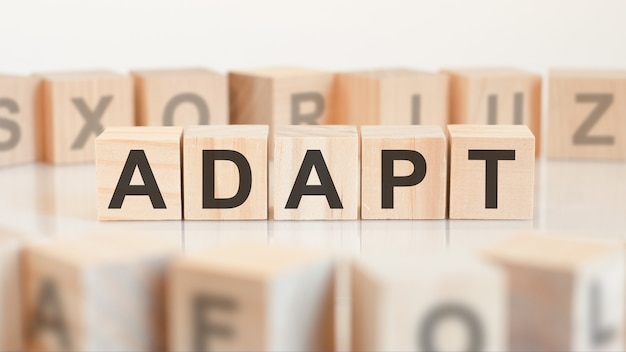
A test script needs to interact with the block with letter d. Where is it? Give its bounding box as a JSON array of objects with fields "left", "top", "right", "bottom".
[
  {"left": 95, "top": 126, "right": 183, "bottom": 220},
  {"left": 168, "top": 243, "right": 335, "bottom": 352}
]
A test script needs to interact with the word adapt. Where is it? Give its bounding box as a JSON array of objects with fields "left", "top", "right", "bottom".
[{"left": 95, "top": 124, "right": 535, "bottom": 221}]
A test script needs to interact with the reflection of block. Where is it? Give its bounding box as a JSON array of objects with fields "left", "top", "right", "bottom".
[
  {"left": 0, "top": 74, "right": 37, "bottom": 167},
  {"left": 0, "top": 229, "right": 25, "bottom": 351},
  {"left": 352, "top": 253, "right": 507, "bottom": 351},
  {"left": 168, "top": 243, "right": 335, "bottom": 352},
  {"left": 443, "top": 68, "right": 541, "bottom": 153},
  {"left": 483, "top": 234, "right": 625, "bottom": 352},
  {"left": 548, "top": 70, "right": 626, "bottom": 160},
  {"left": 448, "top": 125, "right": 535, "bottom": 220},
  {"left": 22, "top": 233, "right": 179, "bottom": 352},
  {"left": 360, "top": 125, "right": 447, "bottom": 219},
  {"left": 132, "top": 68, "right": 228, "bottom": 127},
  {"left": 95, "top": 127, "right": 183, "bottom": 220},
  {"left": 335, "top": 68, "right": 448, "bottom": 126},
  {"left": 183, "top": 125, "right": 268, "bottom": 220},
  {"left": 273, "top": 125, "right": 359, "bottom": 220},
  {"left": 36, "top": 71, "right": 134, "bottom": 164}
]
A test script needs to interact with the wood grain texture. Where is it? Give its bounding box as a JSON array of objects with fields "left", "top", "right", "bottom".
[
  {"left": 351, "top": 253, "right": 507, "bottom": 351},
  {"left": 132, "top": 68, "right": 228, "bottom": 127},
  {"left": 35, "top": 71, "right": 134, "bottom": 164},
  {"left": 335, "top": 68, "right": 448, "bottom": 126},
  {"left": 95, "top": 126, "right": 183, "bottom": 220},
  {"left": 448, "top": 125, "right": 535, "bottom": 219},
  {"left": 22, "top": 233, "right": 178, "bottom": 352},
  {"left": 183, "top": 125, "right": 268, "bottom": 220},
  {"left": 168, "top": 243, "right": 335, "bottom": 352},
  {"left": 0, "top": 74, "right": 37, "bottom": 167},
  {"left": 273, "top": 125, "right": 359, "bottom": 220},
  {"left": 483, "top": 234, "right": 625, "bottom": 352},
  {"left": 443, "top": 68, "right": 541, "bottom": 155},
  {"left": 360, "top": 125, "right": 447, "bottom": 219},
  {"left": 0, "top": 229, "right": 26, "bottom": 352},
  {"left": 547, "top": 69, "right": 626, "bottom": 160}
]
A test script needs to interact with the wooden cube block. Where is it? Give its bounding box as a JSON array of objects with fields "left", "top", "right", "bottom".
[
  {"left": 360, "top": 125, "right": 447, "bottom": 219},
  {"left": 132, "top": 68, "right": 228, "bottom": 127},
  {"left": 547, "top": 70, "right": 626, "bottom": 160},
  {"left": 36, "top": 71, "right": 134, "bottom": 164},
  {"left": 273, "top": 125, "right": 359, "bottom": 220},
  {"left": 95, "top": 126, "right": 183, "bottom": 220},
  {"left": 448, "top": 125, "right": 535, "bottom": 219},
  {"left": 443, "top": 68, "right": 541, "bottom": 153},
  {"left": 183, "top": 125, "right": 268, "bottom": 220},
  {"left": 168, "top": 243, "right": 335, "bottom": 352},
  {"left": 352, "top": 253, "right": 507, "bottom": 351},
  {"left": 0, "top": 74, "right": 37, "bottom": 167},
  {"left": 22, "top": 233, "right": 179, "bottom": 352},
  {"left": 335, "top": 68, "right": 448, "bottom": 126},
  {"left": 0, "top": 229, "right": 25, "bottom": 351},
  {"left": 483, "top": 234, "right": 625, "bottom": 351}
]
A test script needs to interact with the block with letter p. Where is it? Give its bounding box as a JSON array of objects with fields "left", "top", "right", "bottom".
[
  {"left": 483, "top": 234, "right": 625, "bottom": 351},
  {"left": 132, "top": 68, "right": 228, "bottom": 127},
  {"left": 448, "top": 125, "right": 535, "bottom": 220},
  {"left": 548, "top": 70, "right": 626, "bottom": 160},
  {"left": 95, "top": 126, "right": 183, "bottom": 220},
  {"left": 183, "top": 125, "right": 268, "bottom": 220},
  {"left": 168, "top": 243, "right": 335, "bottom": 352},
  {"left": 36, "top": 71, "right": 134, "bottom": 164}
]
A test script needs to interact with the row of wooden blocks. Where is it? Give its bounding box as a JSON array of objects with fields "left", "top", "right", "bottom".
[
  {"left": 95, "top": 124, "right": 535, "bottom": 221},
  {"left": 0, "top": 231, "right": 623, "bottom": 352},
  {"left": 0, "top": 67, "right": 624, "bottom": 167}
]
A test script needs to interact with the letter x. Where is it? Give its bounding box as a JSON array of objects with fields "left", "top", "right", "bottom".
[{"left": 71, "top": 95, "right": 112, "bottom": 149}]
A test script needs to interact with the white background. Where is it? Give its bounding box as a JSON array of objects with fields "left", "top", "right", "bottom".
[{"left": 1, "top": 0, "right": 625, "bottom": 74}]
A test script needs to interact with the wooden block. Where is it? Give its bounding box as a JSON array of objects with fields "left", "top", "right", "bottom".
[
  {"left": 0, "top": 229, "right": 25, "bottom": 351},
  {"left": 0, "top": 74, "right": 37, "bottom": 167},
  {"left": 132, "top": 68, "right": 228, "bottom": 127},
  {"left": 95, "top": 126, "right": 183, "bottom": 220},
  {"left": 443, "top": 68, "right": 541, "bottom": 153},
  {"left": 36, "top": 70, "right": 134, "bottom": 164},
  {"left": 547, "top": 70, "right": 626, "bottom": 160},
  {"left": 168, "top": 243, "right": 335, "bottom": 352},
  {"left": 352, "top": 253, "right": 507, "bottom": 351},
  {"left": 360, "top": 125, "right": 447, "bottom": 219},
  {"left": 273, "top": 125, "right": 359, "bottom": 220},
  {"left": 22, "top": 232, "right": 179, "bottom": 352},
  {"left": 483, "top": 234, "right": 625, "bottom": 351},
  {"left": 335, "top": 68, "right": 448, "bottom": 126},
  {"left": 448, "top": 125, "right": 535, "bottom": 219},
  {"left": 183, "top": 125, "right": 268, "bottom": 220}
]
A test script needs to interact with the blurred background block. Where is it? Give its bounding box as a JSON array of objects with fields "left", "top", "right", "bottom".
[
  {"left": 168, "top": 243, "right": 335, "bottom": 352},
  {"left": 484, "top": 234, "right": 625, "bottom": 352},
  {"left": 335, "top": 68, "right": 448, "bottom": 126},
  {"left": 132, "top": 68, "right": 228, "bottom": 127},
  {"left": 547, "top": 70, "right": 626, "bottom": 160},
  {"left": 0, "top": 74, "right": 37, "bottom": 168}
]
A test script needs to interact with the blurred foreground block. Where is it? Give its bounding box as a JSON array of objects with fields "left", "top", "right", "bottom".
[
  {"left": 95, "top": 127, "right": 183, "bottom": 220},
  {"left": 168, "top": 243, "right": 335, "bottom": 352},
  {"left": 360, "top": 125, "right": 447, "bottom": 219},
  {"left": 22, "top": 233, "right": 178, "bottom": 352},
  {"left": 484, "top": 234, "right": 625, "bottom": 352},
  {"left": 183, "top": 125, "right": 268, "bottom": 220},
  {"left": 448, "top": 125, "right": 535, "bottom": 219},
  {"left": 132, "top": 68, "right": 228, "bottom": 127},
  {"left": 0, "top": 229, "right": 26, "bottom": 352},
  {"left": 335, "top": 68, "right": 448, "bottom": 126},
  {"left": 443, "top": 68, "right": 541, "bottom": 153},
  {"left": 548, "top": 70, "right": 626, "bottom": 160},
  {"left": 35, "top": 71, "right": 134, "bottom": 164},
  {"left": 0, "top": 74, "right": 37, "bottom": 167},
  {"left": 351, "top": 253, "right": 507, "bottom": 351},
  {"left": 274, "top": 125, "right": 359, "bottom": 220}
]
